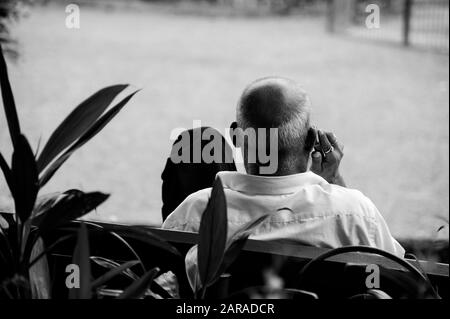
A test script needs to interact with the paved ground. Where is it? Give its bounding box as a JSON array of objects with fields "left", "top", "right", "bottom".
[{"left": 0, "top": 3, "right": 448, "bottom": 240}]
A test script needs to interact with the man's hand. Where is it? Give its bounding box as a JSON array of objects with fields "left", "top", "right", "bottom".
[{"left": 310, "top": 130, "right": 346, "bottom": 187}]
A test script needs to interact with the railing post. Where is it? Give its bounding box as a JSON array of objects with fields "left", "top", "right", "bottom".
[
  {"left": 326, "top": 0, "right": 336, "bottom": 33},
  {"left": 403, "top": 0, "right": 412, "bottom": 46},
  {"left": 327, "top": 0, "right": 354, "bottom": 34}
]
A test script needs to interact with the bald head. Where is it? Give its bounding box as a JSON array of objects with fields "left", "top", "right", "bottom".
[{"left": 237, "top": 77, "right": 311, "bottom": 153}]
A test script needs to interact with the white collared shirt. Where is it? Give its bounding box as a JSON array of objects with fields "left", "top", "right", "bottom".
[{"left": 162, "top": 171, "right": 405, "bottom": 289}]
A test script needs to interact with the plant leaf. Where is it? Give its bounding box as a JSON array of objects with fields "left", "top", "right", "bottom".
[
  {"left": 366, "top": 289, "right": 392, "bottom": 299},
  {"left": 233, "top": 214, "right": 271, "bottom": 238},
  {"left": 28, "top": 238, "right": 51, "bottom": 299},
  {"left": 216, "top": 234, "right": 249, "bottom": 279},
  {"left": 91, "top": 256, "right": 140, "bottom": 281},
  {"left": 37, "top": 84, "right": 128, "bottom": 173},
  {"left": 31, "top": 192, "right": 63, "bottom": 220},
  {"left": 0, "top": 151, "right": 12, "bottom": 193},
  {"left": 95, "top": 226, "right": 147, "bottom": 274},
  {"left": 0, "top": 219, "right": 13, "bottom": 273},
  {"left": 118, "top": 267, "right": 159, "bottom": 299},
  {"left": 69, "top": 223, "right": 91, "bottom": 299},
  {"left": 27, "top": 233, "right": 74, "bottom": 269},
  {"left": 31, "top": 190, "right": 109, "bottom": 233},
  {"left": 103, "top": 224, "right": 181, "bottom": 258},
  {"left": 57, "top": 220, "right": 147, "bottom": 275},
  {"left": 0, "top": 212, "right": 18, "bottom": 267},
  {"left": 197, "top": 177, "right": 227, "bottom": 293},
  {"left": 217, "top": 214, "right": 270, "bottom": 276},
  {"left": 152, "top": 271, "right": 179, "bottom": 299},
  {"left": 39, "top": 90, "right": 139, "bottom": 187},
  {"left": 91, "top": 259, "right": 140, "bottom": 290},
  {"left": 11, "top": 135, "right": 39, "bottom": 223},
  {"left": 0, "top": 45, "right": 21, "bottom": 148}
]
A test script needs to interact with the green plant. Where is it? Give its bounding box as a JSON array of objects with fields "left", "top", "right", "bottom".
[{"left": 0, "top": 44, "right": 138, "bottom": 298}]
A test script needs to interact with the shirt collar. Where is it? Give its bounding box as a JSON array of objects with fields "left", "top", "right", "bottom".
[{"left": 216, "top": 171, "right": 328, "bottom": 195}]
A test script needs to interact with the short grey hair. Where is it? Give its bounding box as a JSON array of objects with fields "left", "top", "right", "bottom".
[{"left": 236, "top": 77, "right": 311, "bottom": 152}]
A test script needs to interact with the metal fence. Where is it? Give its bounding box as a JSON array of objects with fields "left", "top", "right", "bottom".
[{"left": 328, "top": 0, "right": 449, "bottom": 53}]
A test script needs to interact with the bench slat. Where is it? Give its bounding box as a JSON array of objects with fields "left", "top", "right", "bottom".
[{"left": 147, "top": 227, "right": 449, "bottom": 277}]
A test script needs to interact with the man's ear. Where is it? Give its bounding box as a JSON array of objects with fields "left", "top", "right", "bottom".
[
  {"left": 229, "top": 121, "right": 239, "bottom": 147},
  {"left": 304, "top": 127, "right": 317, "bottom": 152}
]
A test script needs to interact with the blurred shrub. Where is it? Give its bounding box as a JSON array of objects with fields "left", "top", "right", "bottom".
[
  {"left": 141, "top": 0, "right": 327, "bottom": 16},
  {"left": 0, "top": 0, "right": 31, "bottom": 58}
]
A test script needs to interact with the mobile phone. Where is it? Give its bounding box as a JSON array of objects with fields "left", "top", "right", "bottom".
[{"left": 312, "top": 128, "right": 329, "bottom": 158}]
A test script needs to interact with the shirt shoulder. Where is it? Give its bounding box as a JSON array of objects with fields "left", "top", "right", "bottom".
[
  {"left": 326, "top": 184, "right": 380, "bottom": 220},
  {"left": 162, "top": 188, "right": 211, "bottom": 232},
  {"left": 327, "top": 185, "right": 404, "bottom": 256}
]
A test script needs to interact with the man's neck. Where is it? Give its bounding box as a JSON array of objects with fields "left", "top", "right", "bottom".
[{"left": 244, "top": 160, "right": 308, "bottom": 177}]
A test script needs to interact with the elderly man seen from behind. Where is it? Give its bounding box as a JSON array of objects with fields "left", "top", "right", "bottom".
[{"left": 162, "top": 76, "right": 405, "bottom": 290}]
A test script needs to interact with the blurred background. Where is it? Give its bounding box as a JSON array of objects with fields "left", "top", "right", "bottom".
[{"left": 0, "top": 0, "right": 448, "bottom": 246}]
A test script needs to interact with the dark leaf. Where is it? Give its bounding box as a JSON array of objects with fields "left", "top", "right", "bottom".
[
  {"left": 0, "top": 214, "right": 8, "bottom": 230},
  {"left": 39, "top": 90, "right": 139, "bottom": 187},
  {"left": 0, "top": 45, "right": 21, "bottom": 148},
  {"left": 152, "top": 272, "right": 179, "bottom": 299},
  {"left": 95, "top": 226, "right": 147, "bottom": 274},
  {"left": 213, "top": 214, "right": 269, "bottom": 286},
  {"left": 150, "top": 281, "right": 175, "bottom": 299},
  {"left": 233, "top": 214, "right": 270, "bottom": 238},
  {"left": 31, "top": 192, "right": 63, "bottom": 219},
  {"left": 0, "top": 221, "right": 13, "bottom": 273},
  {"left": 11, "top": 135, "right": 39, "bottom": 223},
  {"left": 91, "top": 256, "right": 140, "bottom": 281},
  {"left": 34, "top": 135, "right": 42, "bottom": 158},
  {"left": 0, "top": 151, "right": 12, "bottom": 193},
  {"left": 37, "top": 84, "right": 128, "bottom": 173},
  {"left": 118, "top": 267, "right": 159, "bottom": 299},
  {"left": 103, "top": 224, "right": 181, "bottom": 258},
  {"left": 27, "top": 233, "right": 74, "bottom": 269},
  {"left": 91, "top": 259, "right": 140, "bottom": 290},
  {"left": 216, "top": 234, "right": 249, "bottom": 279},
  {"left": 32, "top": 191, "right": 109, "bottom": 233},
  {"left": 366, "top": 289, "right": 392, "bottom": 299},
  {"left": 198, "top": 177, "right": 227, "bottom": 293},
  {"left": 0, "top": 212, "right": 15, "bottom": 226},
  {"left": 58, "top": 220, "right": 147, "bottom": 274},
  {"left": 69, "top": 223, "right": 91, "bottom": 299},
  {"left": 0, "top": 212, "right": 18, "bottom": 265},
  {"left": 28, "top": 238, "right": 51, "bottom": 299},
  {"left": 378, "top": 266, "right": 430, "bottom": 298}
]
